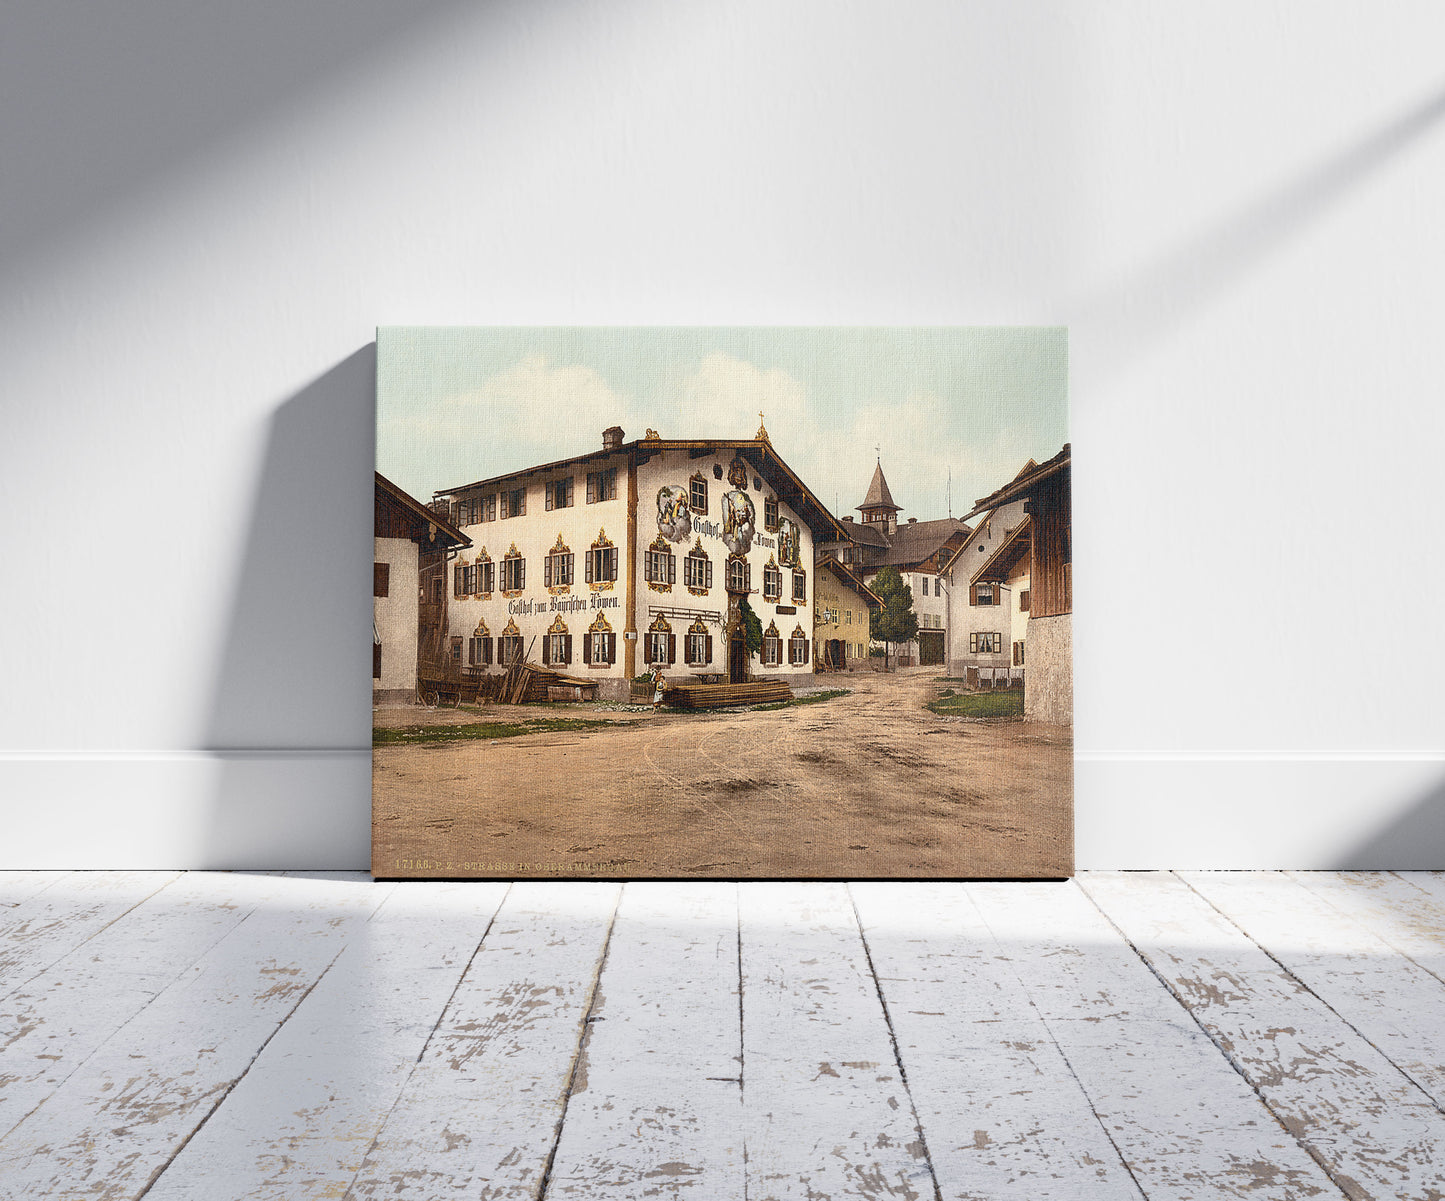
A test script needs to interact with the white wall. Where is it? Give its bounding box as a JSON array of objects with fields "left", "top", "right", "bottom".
[{"left": 2, "top": 0, "right": 1442, "bottom": 868}]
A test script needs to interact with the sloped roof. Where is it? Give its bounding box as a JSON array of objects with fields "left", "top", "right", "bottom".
[
  {"left": 821, "top": 558, "right": 883, "bottom": 607},
  {"left": 858, "top": 462, "right": 900, "bottom": 512},
  {"left": 376, "top": 472, "right": 470, "bottom": 548},
  {"left": 964, "top": 444, "right": 1070, "bottom": 520},
  {"left": 877, "top": 518, "right": 972, "bottom": 568},
  {"left": 829, "top": 519, "right": 889, "bottom": 548},
  {"left": 971, "top": 515, "right": 1032, "bottom": 584}
]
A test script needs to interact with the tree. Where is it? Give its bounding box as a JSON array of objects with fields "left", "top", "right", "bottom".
[
  {"left": 739, "top": 597, "right": 763, "bottom": 657},
  {"left": 868, "top": 566, "right": 918, "bottom": 671}
]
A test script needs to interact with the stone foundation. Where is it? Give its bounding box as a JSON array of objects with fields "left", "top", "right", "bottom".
[{"left": 1024, "top": 614, "right": 1072, "bottom": 725}]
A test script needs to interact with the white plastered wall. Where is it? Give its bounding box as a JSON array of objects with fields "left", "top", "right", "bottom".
[{"left": 2, "top": 1, "right": 1443, "bottom": 868}]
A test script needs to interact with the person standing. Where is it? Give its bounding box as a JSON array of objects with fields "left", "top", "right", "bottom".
[{"left": 651, "top": 664, "right": 666, "bottom": 711}]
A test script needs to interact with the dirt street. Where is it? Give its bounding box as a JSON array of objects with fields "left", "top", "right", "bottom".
[{"left": 372, "top": 669, "right": 1072, "bottom": 879}]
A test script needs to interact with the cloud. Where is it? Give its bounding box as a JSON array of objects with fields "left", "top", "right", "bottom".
[
  {"left": 662, "top": 353, "right": 1040, "bottom": 522},
  {"left": 380, "top": 355, "right": 635, "bottom": 495}
]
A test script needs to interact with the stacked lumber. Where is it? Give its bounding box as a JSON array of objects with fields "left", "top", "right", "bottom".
[
  {"left": 666, "top": 680, "right": 793, "bottom": 709},
  {"left": 494, "top": 663, "right": 598, "bottom": 704}
]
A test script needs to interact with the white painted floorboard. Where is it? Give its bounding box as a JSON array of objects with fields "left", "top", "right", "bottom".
[{"left": 1, "top": 872, "right": 1444, "bottom": 1200}]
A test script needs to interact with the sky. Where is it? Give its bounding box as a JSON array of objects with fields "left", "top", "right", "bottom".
[{"left": 377, "top": 327, "right": 1068, "bottom": 523}]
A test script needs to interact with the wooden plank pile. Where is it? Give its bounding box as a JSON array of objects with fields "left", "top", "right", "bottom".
[
  {"left": 495, "top": 661, "right": 598, "bottom": 705},
  {"left": 665, "top": 680, "right": 792, "bottom": 709}
]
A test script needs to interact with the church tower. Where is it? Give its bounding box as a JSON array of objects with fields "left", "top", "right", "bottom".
[{"left": 857, "top": 460, "right": 902, "bottom": 536}]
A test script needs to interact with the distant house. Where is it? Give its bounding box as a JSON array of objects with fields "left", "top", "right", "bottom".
[
  {"left": 374, "top": 473, "right": 470, "bottom": 706},
  {"left": 943, "top": 495, "right": 1032, "bottom": 689},
  {"left": 955, "top": 446, "right": 1072, "bottom": 724},
  {"left": 819, "top": 460, "right": 971, "bottom": 666},
  {"left": 813, "top": 559, "right": 882, "bottom": 670}
]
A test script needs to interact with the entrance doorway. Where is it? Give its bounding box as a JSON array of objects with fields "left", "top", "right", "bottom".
[
  {"left": 729, "top": 634, "right": 748, "bottom": 683},
  {"left": 919, "top": 631, "right": 945, "bottom": 666}
]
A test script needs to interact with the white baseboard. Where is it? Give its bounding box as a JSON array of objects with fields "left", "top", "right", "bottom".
[
  {"left": 0, "top": 751, "right": 371, "bottom": 870},
  {"left": 1, "top": 752, "right": 1441, "bottom": 871},
  {"left": 1076, "top": 753, "right": 1445, "bottom": 870}
]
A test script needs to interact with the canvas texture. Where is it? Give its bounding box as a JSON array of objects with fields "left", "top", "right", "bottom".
[{"left": 373, "top": 327, "right": 1071, "bottom": 878}]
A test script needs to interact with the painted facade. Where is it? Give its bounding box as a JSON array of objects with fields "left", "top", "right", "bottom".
[{"left": 433, "top": 426, "right": 844, "bottom": 700}]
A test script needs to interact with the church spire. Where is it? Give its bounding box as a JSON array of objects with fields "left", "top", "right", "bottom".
[{"left": 857, "top": 459, "right": 901, "bottom": 535}]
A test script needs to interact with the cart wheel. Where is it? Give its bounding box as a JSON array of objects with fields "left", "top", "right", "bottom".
[{"left": 423, "top": 690, "right": 439, "bottom": 708}]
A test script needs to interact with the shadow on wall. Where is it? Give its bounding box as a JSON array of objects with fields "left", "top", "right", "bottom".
[
  {"left": 202, "top": 346, "right": 376, "bottom": 869},
  {"left": 0, "top": 0, "right": 474, "bottom": 279},
  {"left": 1336, "top": 772, "right": 1445, "bottom": 871},
  {"left": 1072, "top": 82, "right": 1445, "bottom": 383}
]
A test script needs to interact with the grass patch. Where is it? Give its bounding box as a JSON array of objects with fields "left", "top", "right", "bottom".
[
  {"left": 373, "top": 716, "right": 622, "bottom": 746},
  {"left": 752, "top": 689, "right": 850, "bottom": 712},
  {"left": 927, "top": 689, "right": 1024, "bottom": 719}
]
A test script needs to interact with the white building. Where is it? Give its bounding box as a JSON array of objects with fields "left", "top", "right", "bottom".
[
  {"left": 943, "top": 447, "right": 1072, "bottom": 724},
  {"left": 432, "top": 423, "right": 847, "bottom": 700},
  {"left": 942, "top": 495, "right": 1031, "bottom": 687},
  {"left": 374, "top": 473, "right": 470, "bottom": 705}
]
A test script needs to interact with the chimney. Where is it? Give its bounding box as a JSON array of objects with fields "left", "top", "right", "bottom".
[
  {"left": 602, "top": 426, "right": 624, "bottom": 450},
  {"left": 842, "top": 515, "right": 854, "bottom": 522}
]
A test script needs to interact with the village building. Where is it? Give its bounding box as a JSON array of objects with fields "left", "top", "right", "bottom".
[
  {"left": 947, "top": 446, "right": 1072, "bottom": 723},
  {"left": 813, "top": 558, "right": 883, "bottom": 669},
  {"left": 942, "top": 491, "right": 1031, "bottom": 689},
  {"left": 374, "top": 473, "right": 470, "bottom": 705},
  {"left": 819, "top": 460, "right": 971, "bottom": 666},
  {"left": 430, "top": 421, "right": 847, "bottom": 701}
]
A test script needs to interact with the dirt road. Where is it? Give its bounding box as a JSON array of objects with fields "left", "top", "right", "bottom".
[{"left": 372, "top": 669, "right": 1072, "bottom": 878}]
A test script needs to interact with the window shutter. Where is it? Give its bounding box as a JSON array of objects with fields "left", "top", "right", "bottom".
[
  {"left": 705, "top": 560, "right": 713, "bottom": 589},
  {"left": 585, "top": 551, "right": 593, "bottom": 583},
  {"left": 563, "top": 634, "right": 572, "bottom": 665},
  {"left": 483, "top": 637, "right": 492, "bottom": 665},
  {"left": 544, "top": 557, "right": 552, "bottom": 587},
  {"left": 374, "top": 563, "right": 390, "bottom": 597},
  {"left": 667, "top": 633, "right": 676, "bottom": 665},
  {"left": 704, "top": 633, "right": 713, "bottom": 662},
  {"left": 969, "top": 585, "right": 977, "bottom": 606},
  {"left": 454, "top": 564, "right": 463, "bottom": 597},
  {"left": 586, "top": 474, "right": 596, "bottom": 504},
  {"left": 542, "top": 638, "right": 550, "bottom": 666},
  {"left": 804, "top": 639, "right": 810, "bottom": 664},
  {"left": 668, "top": 555, "right": 675, "bottom": 584},
  {"left": 519, "top": 560, "right": 526, "bottom": 589},
  {"left": 606, "top": 632, "right": 616, "bottom": 664}
]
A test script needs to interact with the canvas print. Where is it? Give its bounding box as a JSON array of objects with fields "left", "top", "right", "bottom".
[{"left": 373, "top": 328, "right": 1071, "bottom": 878}]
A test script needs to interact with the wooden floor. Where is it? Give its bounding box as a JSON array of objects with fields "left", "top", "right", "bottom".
[{"left": 3, "top": 874, "right": 1445, "bottom": 1198}]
